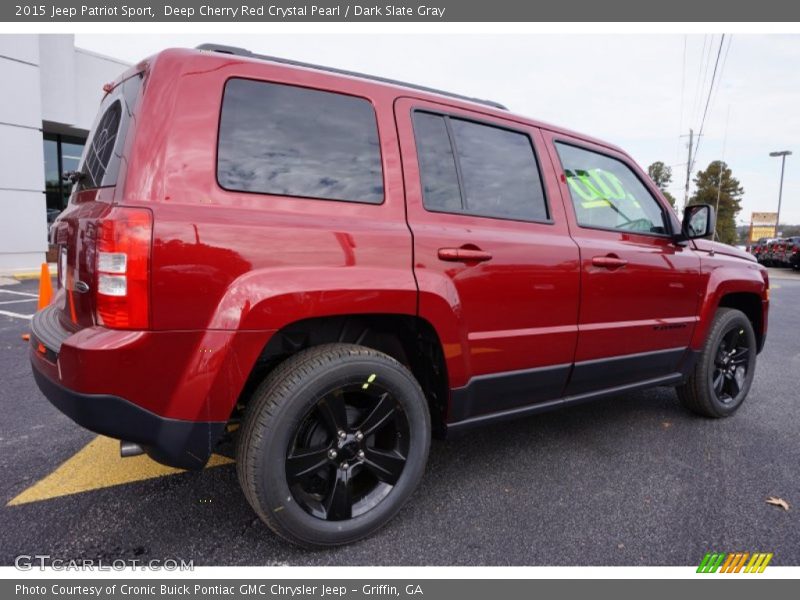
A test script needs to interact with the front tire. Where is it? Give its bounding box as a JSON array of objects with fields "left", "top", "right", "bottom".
[
  {"left": 676, "top": 308, "right": 757, "bottom": 418},
  {"left": 237, "top": 343, "right": 431, "bottom": 548}
]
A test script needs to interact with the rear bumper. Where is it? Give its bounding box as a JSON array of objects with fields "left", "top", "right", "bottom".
[
  {"left": 31, "top": 364, "right": 225, "bottom": 470},
  {"left": 28, "top": 303, "right": 270, "bottom": 469}
]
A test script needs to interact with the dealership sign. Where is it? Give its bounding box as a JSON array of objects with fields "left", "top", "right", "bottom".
[{"left": 749, "top": 212, "right": 779, "bottom": 241}]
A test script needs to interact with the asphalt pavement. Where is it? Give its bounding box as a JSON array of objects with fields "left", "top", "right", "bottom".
[{"left": 0, "top": 275, "right": 797, "bottom": 566}]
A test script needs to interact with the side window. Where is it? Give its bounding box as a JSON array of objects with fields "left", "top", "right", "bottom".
[
  {"left": 412, "top": 112, "right": 462, "bottom": 212},
  {"left": 450, "top": 118, "right": 548, "bottom": 221},
  {"left": 555, "top": 143, "right": 668, "bottom": 235},
  {"left": 412, "top": 111, "right": 549, "bottom": 222},
  {"left": 217, "top": 78, "right": 384, "bottom": 204}
]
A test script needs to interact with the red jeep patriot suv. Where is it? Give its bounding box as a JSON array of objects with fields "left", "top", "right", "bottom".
[{"left": 31, "top": 45, "right": 769, "bottom": 548}]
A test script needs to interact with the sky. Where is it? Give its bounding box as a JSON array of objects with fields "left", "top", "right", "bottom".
[{"left": 76, "top": 33, "right": 800, "bottom": 227}]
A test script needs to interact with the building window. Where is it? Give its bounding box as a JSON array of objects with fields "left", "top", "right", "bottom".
[{"left": 43, "top": 133, "right": 86, "bottom": 221}]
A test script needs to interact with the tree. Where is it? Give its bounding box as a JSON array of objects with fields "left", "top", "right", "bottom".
[
  {"left": 689, "top": 160, "right": 744, "bottom": 246},
  {"left": 647, "top": 161, "right": 677, "bottom": 207},
  {"left": 777, "top": 224, "right": 800, "bottom": 237},
  {"left": 736, "top": 224, "right": 750, "bottom": 245}
]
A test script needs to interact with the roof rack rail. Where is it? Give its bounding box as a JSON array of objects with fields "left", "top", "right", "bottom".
[{"left": 195, "top": 43, "right": 508, "bottom": 111}]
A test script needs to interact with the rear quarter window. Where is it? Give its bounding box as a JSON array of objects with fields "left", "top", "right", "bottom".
[
  {"left": 216, "top": 78, "right": 384, "bottom": 204},
  {"left": 79, "top": 73, "right": 142, "bottom": 190}
]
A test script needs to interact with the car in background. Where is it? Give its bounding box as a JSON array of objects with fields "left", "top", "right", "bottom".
[
  {"left": 776, "top": 238, "right": 789, "bottom": 267},
  {"left": 755, "top": 238, "right": 770, "bottom": 265},
  {"left": 785, "top": 236, "right": 800, "bottom": 270},
  {"left": 750, "top": 238, "right": 768, "bottom": 261},
  {"left": 763, "top": 238, "right": 780, "bottom": 266}
]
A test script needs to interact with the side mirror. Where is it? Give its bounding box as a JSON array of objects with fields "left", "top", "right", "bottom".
[{"left": 680, "top": 204, "right": 715, "bottom": 239}]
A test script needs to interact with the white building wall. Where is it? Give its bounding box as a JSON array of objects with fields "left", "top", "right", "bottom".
[
  {"left": 0, "top": 35, "right": 46, "bottom": 274},
  {"left": 74, "top": 49, "right": 130, "bottom": 129},
  {"left": 0, "top": 34, "right": 129, "bottom": 275},
  {"left": 39, "top": 35, "right": 79, "bottom": 129}
]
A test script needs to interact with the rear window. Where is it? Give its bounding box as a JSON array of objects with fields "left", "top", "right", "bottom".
[
  {"left": 217, "top": 78, "right": 384, "bottom": 204},
  {"left": 79, "top": 73, "right": 142, "bottom": 190}
]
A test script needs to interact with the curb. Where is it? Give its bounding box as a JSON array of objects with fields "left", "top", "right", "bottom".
[{"left": 0, "top": 264, "right": 57, "bottom": 281}]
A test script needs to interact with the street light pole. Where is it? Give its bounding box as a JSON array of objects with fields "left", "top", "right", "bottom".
[{"left": 769, "top": 150, "right": 792, "bottom": 234}]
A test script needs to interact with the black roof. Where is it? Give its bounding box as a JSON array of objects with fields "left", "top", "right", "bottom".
[{"left": 196, "top": 43, "right": 508, "bottom": 111}]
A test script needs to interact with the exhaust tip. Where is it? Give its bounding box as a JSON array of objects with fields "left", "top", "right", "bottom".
[{"left": 120, "top": 441, "right": 145, "bottom": 458}]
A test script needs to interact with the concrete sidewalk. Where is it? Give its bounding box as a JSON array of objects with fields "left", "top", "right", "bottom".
[{"left": 0, "top": 264, "right": 56, "bottom": 285}]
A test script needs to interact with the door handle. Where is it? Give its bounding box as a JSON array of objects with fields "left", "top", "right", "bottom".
[
  {"left": 438, "top": 247, "right": 493, "bottom": 263},
  {"left": 591, "top": 255, "right": 628, "bottom": 269}
]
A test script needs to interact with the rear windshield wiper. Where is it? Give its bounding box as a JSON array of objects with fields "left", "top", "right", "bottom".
[{"left": 62, "top": 170, "right": 86, "bottom": 184}]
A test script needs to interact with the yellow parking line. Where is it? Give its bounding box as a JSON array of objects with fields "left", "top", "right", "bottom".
[{"left": 7, "top": 435, "right": 233, "bottom": 506}]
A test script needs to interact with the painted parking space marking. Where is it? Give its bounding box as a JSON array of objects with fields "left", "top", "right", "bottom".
[
  {"left": 0, "top": 310, "right": 33, "bottom": 320},
  {"left": 7, "top": 435, "right": 234, "bottom": 506},
  {"left": 0, "top": 289, "right": 38, "bottom": 297},
  {"left": 0, "top": 289, "right": 36, "bottom": 319}
]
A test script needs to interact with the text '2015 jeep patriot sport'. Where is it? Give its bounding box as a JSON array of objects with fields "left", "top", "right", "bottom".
[{"left": 31, "top": 45, "right": 769, "bottom": 548}]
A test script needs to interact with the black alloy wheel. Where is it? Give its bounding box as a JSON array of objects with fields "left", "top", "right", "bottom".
[
  {"left": 286, "top": 382, "right": 410, "bottom": 521},
  {"left": 711, "top": 325, "right": 751, "bottom": 404},
  {"left": 676, "top": 307, "right": 757, "bottom": 418},
  {"left": 237, "top": 343, "right": 430, "bottom": 548}
]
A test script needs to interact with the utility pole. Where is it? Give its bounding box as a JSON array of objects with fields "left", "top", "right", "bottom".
[
  {"left": 682, "top": 129, "right": 695, "bottom": 212},
  {"left": 769, "top": 150, "right": 792, "bottom": 234},
  {"left": 714, "top": 164, "right": 724, "bottom": 242}
]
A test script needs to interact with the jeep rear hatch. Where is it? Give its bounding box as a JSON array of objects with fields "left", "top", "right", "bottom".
[{"left": 51, "top": 72, "right": 148, "bottom": 331}]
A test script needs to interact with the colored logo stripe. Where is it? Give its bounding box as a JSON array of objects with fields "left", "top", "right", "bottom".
[
  {"left": 698, "top": 552, "right": 773, "bottom": 573},
  {"left": 697, "top": 553, "right": 726, "bottom": 573},
  {"left": 744, "top": 553, "right": 773, "bottom": 573},
  {"left": 720, "top": 553, "right": 737, "bottom": 573},
  {"left": 733, "top": 552, "right": 750, "bottom": 573}
]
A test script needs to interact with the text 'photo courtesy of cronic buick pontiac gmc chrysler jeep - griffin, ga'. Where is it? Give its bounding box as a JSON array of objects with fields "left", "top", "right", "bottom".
[{"left": 31, "top": 45, "right": 770, "bottom": 548}]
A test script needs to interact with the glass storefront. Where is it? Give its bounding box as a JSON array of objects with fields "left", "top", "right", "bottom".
[{"left": 43, "top": 133, "right": 85, "bottom": 225}]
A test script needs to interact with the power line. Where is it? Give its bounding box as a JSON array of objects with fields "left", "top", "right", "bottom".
[
  {"left": 706, "top": 36, "right": 733, "bottom": 132},
  {"left": 676, "top": 35, "right": 688, "bottom": 165},
  {"left": 691, "top": 35, "right": 710, "bottom": 126},
  {"left": 696, "top": 34, "right": 717, "bottom": 126},
  {"left": 689, "top": 34, "right": 726, "bottom": 175}
]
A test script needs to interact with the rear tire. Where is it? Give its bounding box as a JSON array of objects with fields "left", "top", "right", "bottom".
[
  {"left": 237, "top": 343, "right": 431, "bottom": 548},
  {"left": 676, "top": 308, "right": 757, "bottom": 418}
]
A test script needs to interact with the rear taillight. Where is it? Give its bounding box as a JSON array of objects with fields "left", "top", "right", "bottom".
[{"left": 95, "top": 207, "right": 152, "bottom": 329}]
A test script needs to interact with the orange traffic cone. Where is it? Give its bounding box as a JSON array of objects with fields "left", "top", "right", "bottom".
[{"left": 37, "top": 263, "right": 53, "bottom": 310}]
